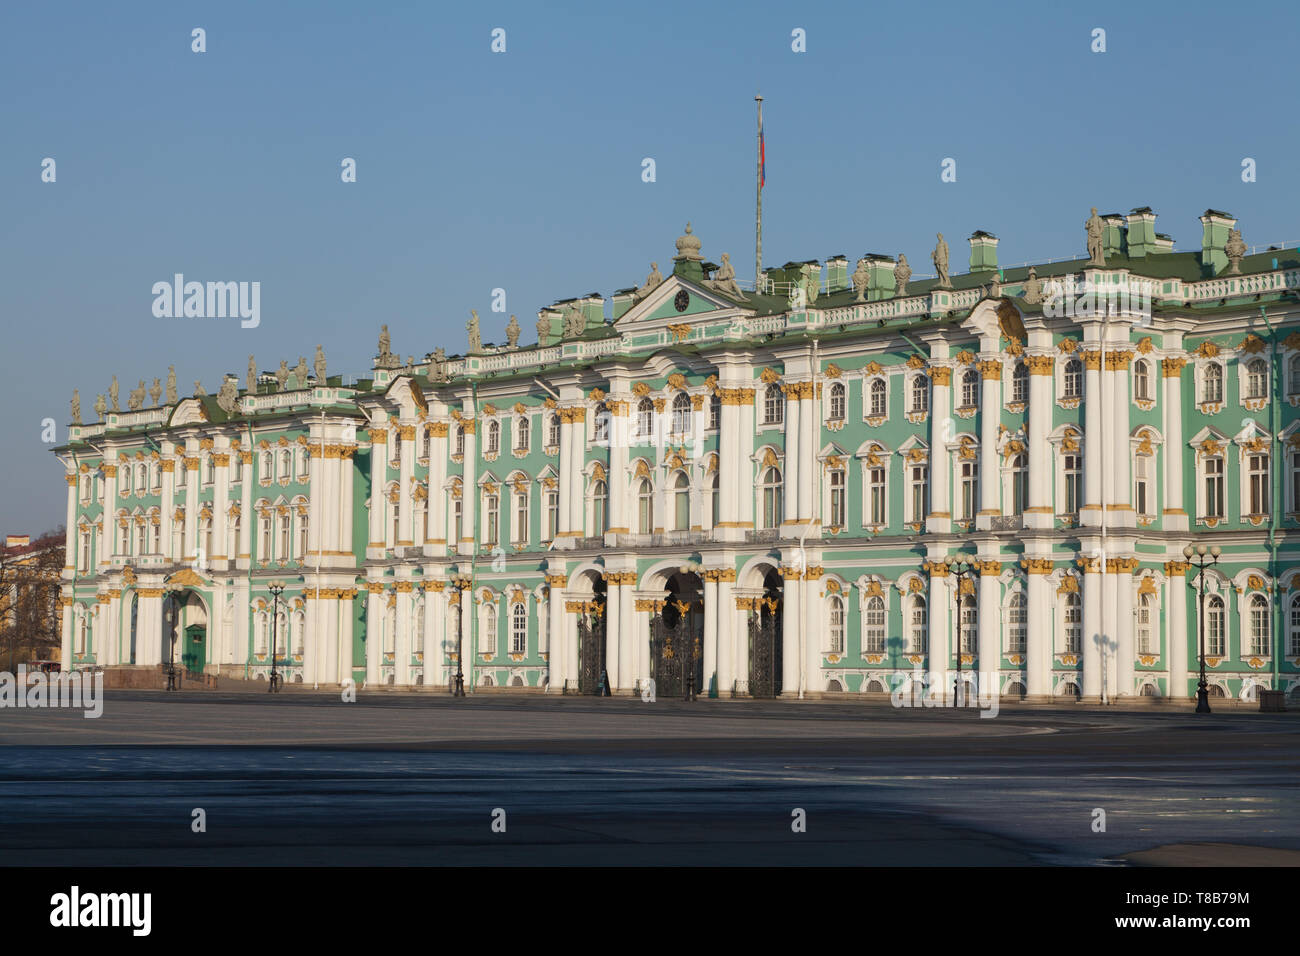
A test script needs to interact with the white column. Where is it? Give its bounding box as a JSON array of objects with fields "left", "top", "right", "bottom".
[
  {"left": 927, "top": 368, "right": 952, "bottom": 532},
  {"left": 604, "top": 575, "right": 621, "bottom": 691},
  {"left": 702, "top": 574, "right": 718, "bottom": 696},
  {"left": 1116, "top": 561, "right": 1135, "bottom": 697},
  {"left": 62, "top": 476, "right": 77, "bottom": 566},
  {"left": 716, "top": 571, "right": 735, "bottom": 697},
  {"left": 338, "top": 589, "right": 356, "bottom": 685},
  {"left": 238, "top": 455, "right": 253, "bottom": 562},
  {"left": 617, "top": 574, "right": 635, "bottom": 691},
  {"left": 547, "top": 575, "right": 565, "bottom": 690},
  {"left": 570, "top": 409, "right": 586, "bottom": 537},
  {"left": 212, "top": 452, "right": 230, "bottom": 562},
  {"left": 1025, "top": 356, "right": 1052, "bottom": 529},
  {"left": 1110, "top": 354, "right": 1132, "bottom": 530},
  {"left": 557, "top": 412, "right": 573, "bottom": 539},
  {"left": 782, "top": 389, "right": 800, "bottom": 526},
  {"left": 183, "top": 454, "right": 199, "bottom": 559},
  {"left": 364, "top": 584, "right": 382, "bottom": 686},
  {"left": 977, "top": 360, "right": 1000, "bottom": 527},
  {"left": 1102, "top": 566, "right": 1118, "bottom": 700},
  {"left": 1162, "top": 357, "right": 1187, "bottom": 530},
  {"left": 1081, "top": 556, "right": 1103, "bottom": 700},
  {"left": 977, "top": 563, "right": 999, "bottom": 680},
  {"left": 1166, "top": 562, "right": 1188, "bottom": 698},
  {"left": 60, "top": 598, "right": 73, "bottom": 665},
  {"left": 398, "top": 425, "right": 415, "bottom": 546},
  {"left": 426, "top": 583, "right": 446, "bottom": 687},
  {"left": 394, "top": 582, "right": 412, "bottom": 685},
  {"left": 608, "top": 402, "right": 630, "bottom": 534},
  {"left": 780, "top": 567, "right": 800, "bottom": 695},
  {"left": 738, "top": 393, "right": 756, "bottom": 528},
  {"left": 367, "top": 426, "right": 387, "bottom": 553},
  {"left": 1025, "top": 564, "right": 1051, "bottom": 698},
  {"left": 428, "top": 425, "right": 448, "bottom": 553},
  {"left": 928, "top": 572, "right": 950, "bottom": 701},
  {"left": 1082, "top": 348, "right": 1103, "bottom": 526},
  {"left": 804, "top": 568, "right": 823, "bottom": 694},
  {"left": 160, "top": 460, "right": 176, "bottom": 559},
  {"left": 798, "top": 385, "right": 815, "bottom": 525}
]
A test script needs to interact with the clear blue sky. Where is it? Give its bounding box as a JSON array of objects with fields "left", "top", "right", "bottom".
[{"left": 2, "top": 0, "right": 1296, "bottom": 535}]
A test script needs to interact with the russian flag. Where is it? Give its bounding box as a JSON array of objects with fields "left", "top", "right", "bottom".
[{"left": 759, "top": 125, "right": 766, "bottom": 189}]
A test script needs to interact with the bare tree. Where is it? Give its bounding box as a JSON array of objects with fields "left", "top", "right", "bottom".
[{"left": 0, "top": 529, "right": 65, "bottom": 672}]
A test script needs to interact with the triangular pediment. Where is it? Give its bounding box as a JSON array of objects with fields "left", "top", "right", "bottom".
[{"left": 615, "top": 275, "right": 751, "bottom": 329}]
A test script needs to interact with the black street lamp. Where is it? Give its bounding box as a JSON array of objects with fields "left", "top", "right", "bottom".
[
  {"left": 1183, "top": 544, "right": 1221, "bottom": 714},
  {"left": 268, "top": 580, "right": 285, "bottom": 693},
  {"left": 164, "top": 591, "right": 178, "bottom": 691},
  {"left": 943, "top": 556, "right": 975, "bottom": 707},
  {"left": 449, "top": 572, "right": 470, "bottom": 697}
]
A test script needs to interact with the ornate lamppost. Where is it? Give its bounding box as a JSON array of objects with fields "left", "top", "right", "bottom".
[
  {"left": 267, "top": 580, "right": 285, "bottom": 692},
  {"left": 163, "top": 590, "right": 178, "bottom": 691},
  {"left": 449, "top": 572, "right": 471, "bottom": 697},
  {"left": 943, "top": 556, "right": 975, "bottom": 707},
  {"left": 1183, "top": 544, "right": 1220, "bottom": 714}
]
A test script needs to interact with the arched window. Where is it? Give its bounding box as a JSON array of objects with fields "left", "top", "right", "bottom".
[
  {"left": 1063, "top": 591, "right": 1082, "bottom": 653},
  {"left": 454, "top": 425, "right": 465, "bottom": 456},
  {"left": 1206, "top": 595, "right": 1225, "bottom": 656},
  {"left": 869, "top": 378, "right": 887, "bottom": 417},
  {"left": 763, "top": 384, "right": 784, "bottom": 425},
  {"left": 672, "top": 471, "right": 690, "bottom": 531},
  {"left": 546, "top": 414, "right": 560, "bottom": 448},
  {"left": 826, "top": 596, "right": 845, "bottom": 654},
  {"left": 1134, "top": 359, "right": 1151, "bottom": 401},
  {"left": 910, "top": 375, "right": 928, "bottom": 414},
  {"left": 486, "top": 420, "right": 500, "bottom": 454},
  {"left": 136, "top": 463, "right": 147, "bottom": 491},
  {"left": 709, "top": 394, "right": 721, "bottom": 430},
  {"left": 1248, "top": 593, "right": 1270, "bottom": 656},
  {"left": 863, "top": 596, "right": 886, "bottom": 654},
  {"left": 1063, "top": 359, "right": 1083, "bottom": 399},
  {"left": 760, "top": 466, "right": 783, "bottom": 529},
  {"left": 960, "top": 369, "right": 979, "bottom": 409},
  {"left": 1137, "top": 592, "right": 1154, "bottom": 655},
  {"left": 908, "top": 595, "right": 928, "bottom": 654},
  {"left": 1203, "top": 363, "right": 1224, "bottom": 404},
  {"left": 670, "top": 392, "right": 691, "bottom": 436},
  {"left": 511, "top": 603, "right": 527, "bottom": 654},
  {"left": 636, "top": 398, "right": 655, "bottom": 439},
  {"left": 293, "top": 610, "right": 306, "bottom": 656},
  {"left": 829, "top": 382, "right": 845, "bottom": 420},
  {"left": 1289, "top": 593, "right": 1300, "bottom": 657},
  {"left": 593, "top": 410, "right": 609, "bottom": 444},
  {"left": 482, "top": 603, "right": 497, "bottom": 656},
  {"left": 298, "top": 447, "right": 309, "bottom": 480},
  {"left": 1246, "top": 359, "right": 1268, "bottom": 401},
  {"left": 1012, "top": 362, "right": 1028, "bottom": 403},
  {"left": 279, "top": 449, "right": 292, "bottom": 480},
  {"left": 636, "top": 478, "right": 653, "bottom": 534},
  {"left": 120, "top": 467, "right": 131, "bottom": 494},
  {"left": 515, "top": 416, "right": 530, "bottom": 452},
  {"left": 204, "top": 456, "right": 216, "bottom": 485},
  {"left": 261, "top": 451, "right": 273, "bottom": 479},
  {"left": 590, "top": 480, "right": 607, "bottom": 535},
  {"left": 277, "top": 511, "right": 290, "bottom": 558},
  {"left": 1007, "top": 592, "right": 1027, "bottom": 654}
]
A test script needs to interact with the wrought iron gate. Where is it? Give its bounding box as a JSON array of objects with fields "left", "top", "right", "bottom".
[
  {"left": 749, "top": 598, "right": 782, "bottom": 698},
  {"left": 577, "top": 609, "right": 607, "bottom": 695},
  {"left": 652, "top": 602, "right": 703, "bottom": 700}
]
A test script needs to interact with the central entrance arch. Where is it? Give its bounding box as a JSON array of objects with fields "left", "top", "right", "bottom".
[
  {"left": 651, "top": 569, "right": 704, "bottom": 699},
  {"left": 163, "top": 589, "right": 209, "bottom": 674}
]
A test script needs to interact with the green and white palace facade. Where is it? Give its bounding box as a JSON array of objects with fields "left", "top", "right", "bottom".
[{"left": 53, "top": 210, "right": 1300, "bottom": 702}]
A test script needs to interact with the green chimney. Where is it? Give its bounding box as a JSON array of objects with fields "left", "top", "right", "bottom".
[
  {"left": 1199, "top": 210, "right": 1237, "bottom": 276},
  {"left": 968, "top": 231, "right": 999, "bottom": 273},
  {"left": 1126, "top": 208, "right": 1157, "bottom": 258},
  {"left": 1102, "top": 214, "right": 1126, "bottom": 258},
  {"left": 824, "top": 256, "right": 848, "bottom": 292}
]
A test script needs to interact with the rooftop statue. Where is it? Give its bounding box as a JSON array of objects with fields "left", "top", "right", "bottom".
[
  {"left": 70, "top": 390, "right": 81, "bottom": 425},
  {"left": 1224, "top": 228, "right": 1248, "bottom": 275},
  {"left": 248, "top": 355, "right": 258, "bottom": 393},
  {"left": 93, "top": 394, "right": 106, "bottom": 422},
  {"left": 894, "top": 254, "right": 911, "bottom": 296},
  {"left": 109, "top": 375, "right": 120, "bottom": 412},
  {"left": 295, "top": 356, "right": 309, "bottom": 386},
  {"left": 432, "top": 347, "right": 446, "bottom": 363},
  {"left": 276, "top": 360, "right": 289, "bottom": 390},
  {"left": 166, "top": 366, "right": 177, "bottom": 404},
  {"left": 536, "top": 314, "right": 551, "bottom": 347},
  {"left": 127, "top": 380, "right": 145, "bottom": 411},
  {"left": 562, "top": 302, "right": 585, "bottom": 339},
  {"left": 194, "top": 380, "right": 206, "bottom": 398},
  {"left": 505, "top": 315, "right": 520, "bottom": 348},
  {"left": 932, "top": 234, "right": 951, "bottom": 289},
  {"left": 467, "top": 310, "right": 482, "bottom": 352},
  {"left": 1022, "top": 266, "right": 1043, "bottom": 305},
  {"left": 378, "top": 325, "right": 393, "bottom": 365},
  {"left": 709, "top": 253, "right": 747, "bottom": 300},
  {"left": 150, "top": 378, "right": 162, "bottom": 406},
  {"left": 1086, "top": 207, "right": 1105, "bottom": 266},
  {"left": 635, "top": 262, "right": 664, "bottom": 300},
  {"left": 851, "top": 258, "right": 870, "bottom": 303},
  {"left": 217, "top": 379, "right": 238, "bottom": 414},
  {"left": 315, "top": 344, "right": 327, "bottom": 382}
]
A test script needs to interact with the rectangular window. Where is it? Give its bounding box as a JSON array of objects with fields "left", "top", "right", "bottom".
[
  {"left": 960, "top": 461, "right": 977, "bottom": 521},
  {"left": 1064, "top": 453, "right": 1081, "bottom": 514},
  {"left": 485, "top": 495, "right": 499, "bottom": 546},
  {"left": 1248, "top": 454, "right": 1269, "bottom": 516},
  {"left": 829, "top": 470, "right": 845, "bottom": 527},
  {"left": 869, "top": 467, "right": 886, "bottom": 525},
  {"left": 1205, "top": 458, "right": 1224, "bottom": 519},
  {"left": 909, "top": 464, "right": 927, "bottom": 523},
  {"left": 544, "top": 490, "right": 558, "bottom": 542},
  {"left": 1135, "top": 454, "right": 1150, "bottom": 516}
]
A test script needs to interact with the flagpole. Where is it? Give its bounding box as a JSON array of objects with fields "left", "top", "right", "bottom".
[{"left": 755, "top": 94, "right": 763, "bottom": 292}]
